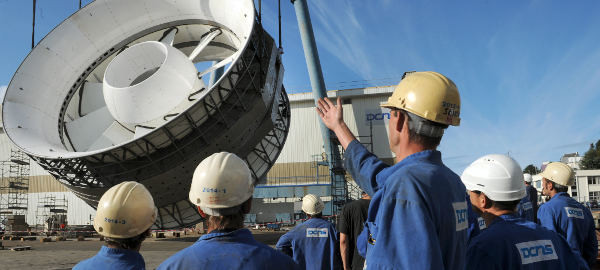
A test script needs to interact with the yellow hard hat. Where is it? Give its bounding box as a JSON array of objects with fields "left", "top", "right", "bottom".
[
  {"left": 539, "top": 162, "right": 574, "bottom": 186},
  {"left": 381, "top": 71, "right": 461, "bottom": 126},
  {"left": 94, "top": 182, "right": 157, "bottom": 238}
]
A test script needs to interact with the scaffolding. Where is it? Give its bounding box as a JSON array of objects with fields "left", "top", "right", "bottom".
[
  {"left": 325, "top": 120, "right": 374, "bottom": 218},
  {"left": 36, "top": 194, "right": 68, "bottom": 233},
  {"left": 0, "top": 150, "right": 31, "bottom": 231}
]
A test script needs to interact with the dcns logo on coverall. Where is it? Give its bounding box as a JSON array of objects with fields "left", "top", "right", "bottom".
[
  {"left": 306, "top": 228, "right": 328, "bottom": 237},
  {"left": 515, "top": 240, "right": 557, "bottom": 264},
  {"left": 565, "top": 207, "right": 584, "bottom": 219}
]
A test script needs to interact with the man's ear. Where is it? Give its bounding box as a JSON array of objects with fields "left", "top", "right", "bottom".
[
  {"left": 392, "top": 110, "right": 405, "bottom": 133},
  {"left": 547, "top": 181, "right": 554, "bottom": 192},
  {"left": 482, "top": 194, "right": 493, "bottom": 209}
]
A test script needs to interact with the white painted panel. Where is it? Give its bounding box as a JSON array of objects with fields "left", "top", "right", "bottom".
[
  {"left": 87, "top": 122, "right": 133, "bottom": 151},
  {"left": 80, "top": 82, "right": 106, "bottom": 116},
  {"left": 134, "top": 126, "right": 154, "bottom": 139},
  {"left": 65, "top": 106, "right": 114, "bottom": 151}
]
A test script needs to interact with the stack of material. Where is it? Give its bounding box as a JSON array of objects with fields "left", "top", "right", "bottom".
[{"left": 5, "top": 215, "right": 28, "bottom": 233}]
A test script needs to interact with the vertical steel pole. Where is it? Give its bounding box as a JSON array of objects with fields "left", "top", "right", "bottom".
[
  {"left": 291, "top": 0, "right": 333, "bottom": 160},
  {"left": 32, "top": 0, "right": 36, "bottom": 49},
  {"left": 292, "top": 0, "right": 345, "bottom": 218}
]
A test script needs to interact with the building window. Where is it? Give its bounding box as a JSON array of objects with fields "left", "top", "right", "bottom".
[
  {"left": 590, "top": 191, "right": 600, "bottom": 201},
  {"left": 588, "top": 176, "right": 600, "bottom": 185}
]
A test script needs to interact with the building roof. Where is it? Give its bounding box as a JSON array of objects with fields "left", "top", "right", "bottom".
[
  {"left": 287, "top": 85, "right": 395, "bottom": 102},
  {"left": 562, "top": 152, "right": 580, "bottom": 158}
]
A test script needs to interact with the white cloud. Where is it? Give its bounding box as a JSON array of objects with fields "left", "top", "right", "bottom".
[{"left": 309, "top": 1, "right": 375, "bottom": 80}]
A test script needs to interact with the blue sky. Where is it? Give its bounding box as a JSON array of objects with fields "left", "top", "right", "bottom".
[{"left": 1, "top": 0, "right": 599, "bottom": 174}]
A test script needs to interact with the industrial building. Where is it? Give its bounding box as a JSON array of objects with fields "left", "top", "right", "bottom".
[{"left": 0, "top": 85, "right": 395, "bottom": 229}]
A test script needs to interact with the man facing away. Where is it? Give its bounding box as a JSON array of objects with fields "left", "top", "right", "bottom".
[
  {"left": 74, "top": 181, "right": 157, "bottom": 270},
  {"left": 338, "top": 191, "right": 370, "bottom": 270},
  {"left": 537, "top": 162, "right": 597, "bottom": 268},
  {"left": 462, "top": 154, "right": 588, "bottom": 269},
  {"left": 316, "top": 71, "right": 468, "bottom": 269},
  {"left": 524, "top": 173, "right": 539, "bottom": 221},
  {"left": 158, "top": 152, "right": 299, "bottom": 270},
  {"left": 276, "top": 194, "right": 342, "bottom": 270}
]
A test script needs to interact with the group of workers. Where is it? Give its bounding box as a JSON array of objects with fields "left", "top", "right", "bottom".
[{"left": 72, "top": 71, "right": 597, "bottom": 269}]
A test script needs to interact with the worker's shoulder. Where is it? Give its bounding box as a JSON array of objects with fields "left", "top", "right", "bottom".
[
  {"left": 474, "top": 219, "right": 541, "bottom": 246},
  {"left": 545, "top": 195, "right": 583, "bottom": 211},
  {"left": 342, "top": 199, "right": 365, "bottom": 210},
  {"left": 385, "top": 162, "right": 462, "bottom": 192}
]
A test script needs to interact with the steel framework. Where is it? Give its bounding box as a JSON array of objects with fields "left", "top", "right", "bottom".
[{"left": 0, "top": 150, "right": 30, "bottom": 225}]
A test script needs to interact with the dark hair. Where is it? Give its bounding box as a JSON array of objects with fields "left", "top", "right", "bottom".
[
  {"left": 472, "top": 190, "right": 520, "bottom": 212},
  {"left": 491, "top": 199, "right": 521, "bottom": 211},
  {"left": 308, "top": 213, "right": 323, "bottom": 219},
  {"left": 105, "top": 228, "right": 151, "bottom": 250},
  {"left": 548, "top": 180, "right": 569, "bottom": 193},
  {"left": 206, "top": 209, "right": 245, "bottom": 231}
]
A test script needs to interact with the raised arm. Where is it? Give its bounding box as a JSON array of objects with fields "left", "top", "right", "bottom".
[{"left": 316, "top": 97, "right": 389, "bottom": 195}]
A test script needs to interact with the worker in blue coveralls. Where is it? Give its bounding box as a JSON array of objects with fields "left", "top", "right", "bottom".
[
  {"left": 158, "top": 152, "right": 299, "bottom": 270},
  {"left": 516, "top": 187, "right": 535, "bottom": 222},
  {"left": 524, "top": 173, "right": 539, "bottom": 221},
  {"left": 462, "top": 154, "right": 588, "bottom": 270},
  {"left": 276, "top": 194, "right": 342, "bottom": 270},
  {"left": 537, "top": 162, "right": 598, "bottom": 268},
  {"left": 316, "top": 71, "right": 468, "bottom": 269},
  {"left": 74, "top": 181, "right": 157, "bottom": 270}
]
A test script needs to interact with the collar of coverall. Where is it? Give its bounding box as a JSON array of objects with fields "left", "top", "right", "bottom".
[
  {"left": 199, "top": 228, "right": 251, "bottom": 241},
  {"left": 375, "top": 149, "right": 442, "bottom": 188}
]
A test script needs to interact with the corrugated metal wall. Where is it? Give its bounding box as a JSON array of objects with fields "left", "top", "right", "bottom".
[
  {"left": 269, "top": 89, "right": 394, "bottom": 179},
  {"left": 0, "top": 192, "right": 96, "bottom": 226}
]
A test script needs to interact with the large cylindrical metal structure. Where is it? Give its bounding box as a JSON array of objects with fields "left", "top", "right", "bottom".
[{"left": 2, "top": 0, "right": 290, "bottom": 229}]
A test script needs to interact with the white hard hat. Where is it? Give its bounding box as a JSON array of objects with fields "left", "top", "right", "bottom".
[
  {"left": 539, "top": 162, "right": 573, "bottom": 186},
  {"left": 461, "top": 154, "right": 526, "bottom": 201},
  {"left": 302, "top": 194, "right": 325, "bottom": 215},
  {"left": 189, "top": 152, "right": 254, "bottom": 216},
  {"left": 94, "top": 181, "right": 157, "bottom": 238},
  {"left": 523, "top": 173, "right": 533, "bottom": 183}
]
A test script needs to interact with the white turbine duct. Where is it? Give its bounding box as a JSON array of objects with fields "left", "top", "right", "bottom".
[{"left": 2, "top": 0, "right": 290, "bottom": 229}]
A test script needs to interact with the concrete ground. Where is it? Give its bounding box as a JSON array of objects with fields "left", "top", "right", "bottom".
[{"left": 0, "top": 230, "right": 286, "bottom": 270}]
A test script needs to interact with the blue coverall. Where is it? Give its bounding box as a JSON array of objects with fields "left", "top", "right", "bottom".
[
  {"left": 344, "top": 140, "right": 468, "bottom": 269},
  {"left": 73, "top": 246, "right": 146, "bottom": 270},
  {"left": 276, "top": 217, "right": 342, "bottom": 270},
  {"left": 467, "top": 195, "right": 483, "bottom": 243},
  {"left": 537, "top": 192, "right": 598, "bottom": 267},
  {"left": 466, "top": 214, "right": 589, "bottom": 270},
  {"left": 517, "top": 196, "right": 535, "bottom": 222},
  {"left": 157, "top": 228, "right": 299, "bottom": 270}
]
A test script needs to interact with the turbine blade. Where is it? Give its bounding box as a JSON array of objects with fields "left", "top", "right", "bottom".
[
  {"left": 79, "top": 81, "right": 105, "bottom": 116},
  {"left": 159, "top": 28, "right": 178, "bottom": 46},
  {"left": 197, "top": 52, "right": 238, "bottom": 78},
  {"left": 188, "top": 29, "right": 222, "bottom": 61}
]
